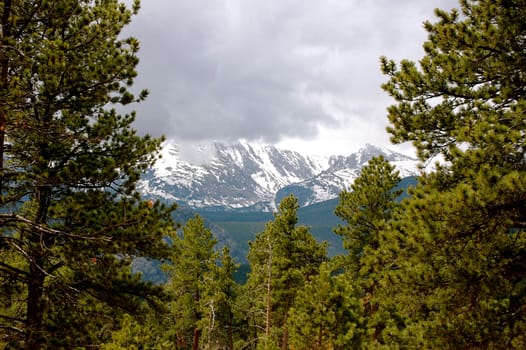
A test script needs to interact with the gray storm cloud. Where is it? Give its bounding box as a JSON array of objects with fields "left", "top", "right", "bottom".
[{"left": 123, "top": 0, "right": 458, "bottom": 147}]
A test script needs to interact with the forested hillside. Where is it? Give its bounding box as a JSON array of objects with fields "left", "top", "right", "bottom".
[{"left": 1, "top": 0, "right": 525, "bottom": 349}]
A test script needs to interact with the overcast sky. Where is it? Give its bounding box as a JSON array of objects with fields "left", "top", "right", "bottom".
[{"left": 123, "top": 0, "right": 458, "bottom": 158}]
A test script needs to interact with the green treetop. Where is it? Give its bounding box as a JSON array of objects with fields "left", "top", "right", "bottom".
[
  {"left": 382, "top": 0, "right": 526, "bottom": 168},
  {"left": 335, "top": 155, "right": 402, "bottom": 274}
]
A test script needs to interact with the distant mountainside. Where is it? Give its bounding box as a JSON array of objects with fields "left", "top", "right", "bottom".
[
  {"left": 138, "top": 140, "right": 419, "bottom": 211},
  {"left": 275, "top": 144, "right": 418, "bottom": 206}
]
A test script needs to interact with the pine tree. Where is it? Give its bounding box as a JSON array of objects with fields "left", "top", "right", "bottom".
[
  {"left": 0, "top": 1, "right": 176, "bottom": 348},
  {"left": 210, "top": 247, "right": 239, "bottom": 350},
  {"left": 287, "top": 262, "right": 364, "bottom": 350},
  {"left": 244, "top": 195, "right": 327, "bottom": 350},
  {"left": 198, "top": 246, "right": 240, "bottom": 350},
  {"left": 381, "top": 0, "right": 526, "bottom": 347},
  {"left": 334, "top": 156, "right": 402, "bottom": 274},
  {"left": 162, "top": 214, "right": 219, "bottom": 350},
  {"left": 333, "top": 156, "right": 404, "bottom": 346}
]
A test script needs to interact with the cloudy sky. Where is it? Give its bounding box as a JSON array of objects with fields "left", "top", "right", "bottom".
[{"left": 123, "top": 0, "right": 458, "bottom": 158}]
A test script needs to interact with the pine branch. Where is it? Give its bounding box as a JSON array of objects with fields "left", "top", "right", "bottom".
[
  {"left": 0, "top": 314, "right": 25, "bottom": 324},
  {"left": 0, "top": 213, "right": 112, "bottom": 242},
  {"left": 0, "top": 261, "right": 29, "bottom": 280}
]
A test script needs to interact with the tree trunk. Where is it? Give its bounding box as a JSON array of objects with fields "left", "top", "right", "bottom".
[
  {"left": 0, "top": 0, "right": 12, "bottom": 201},
  {"left": 24, "top": 186, "right": 51, "bottom": 349},
  {"left": 227, "top": 308, "right": 233, "bottom": 350},
  {"left": 192, "top": 326, "right": 200, "bottom": 350},
  {"left": 193, "top": 289, "right": 200, "bottom": 350},
  {"left": 24, "top": 258, "right": 46, "bottom": 350},
  {"left": 264, "top": 238, "right": 273, "bottom": 350},
  {"left": 280, "top": 280, "right": 291, "bottom": 350},
  {"left": 281, "top": 322, "right": 288, "bottom": 350}
]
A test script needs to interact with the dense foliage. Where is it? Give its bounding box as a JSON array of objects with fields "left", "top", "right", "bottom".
[
  {"left": 244, "top": 195, "right": 327, "bottom": 349},
  {"left": 2, "top": 0, "right": 525, "bottom": 349},
  {"left": 0, "top": 0, "right": 176, "bottom": 348},
  {"left": 378, "top": 0, "right": 526, "bottom": 347}
]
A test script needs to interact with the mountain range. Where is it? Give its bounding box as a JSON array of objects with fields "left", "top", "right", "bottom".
[{"left": 138, "top": 140, "right": 420, "bottom": 211}]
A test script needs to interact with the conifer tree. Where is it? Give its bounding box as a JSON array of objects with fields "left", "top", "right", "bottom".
[
  {"left": 334, "top": 156, "right": 403, "bottom": 346},
  {"left": 163, "top": 215, "right": 221, "bottom": 350},
  {"left": 334, "top": 156, "right": 402, "bottom": 273},
  {"left": 198, "top": 246, "right": 239, "bottom": 350},
  {"left": 244, "top": 195, "right": 327, "bottom": 350},
  {"left": 381, "top": 0, "right": 526, "bottom": 347},
  {"left": 287, "top": 262, "right": 364, "bottom": 350},
  {"left": 210, "top": 247, "right": 239, "bottom": 350},
  {"left": 0, "top": 1, "right": 176, "bottom": 348}
]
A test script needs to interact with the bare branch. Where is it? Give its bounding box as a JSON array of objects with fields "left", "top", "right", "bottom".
[{"left": 6, "top": 239, "right": 56, "bottom": 278}]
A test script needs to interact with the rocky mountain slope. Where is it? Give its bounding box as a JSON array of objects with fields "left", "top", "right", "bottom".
[{"left": 138, "top": 140, "right": 419, "bottom": 211}]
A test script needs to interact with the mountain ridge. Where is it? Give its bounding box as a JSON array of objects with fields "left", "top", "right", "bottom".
[{"left": 138, "top": 140, "right": 419, "bottom": 211}]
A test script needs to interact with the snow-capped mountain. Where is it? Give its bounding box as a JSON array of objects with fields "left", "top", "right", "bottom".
[
  {"left": 138, "top": 141, "right": 419, "bottom": 211},
  {"left": 276, "top": 144, "right": 419, "bottom": 206}
]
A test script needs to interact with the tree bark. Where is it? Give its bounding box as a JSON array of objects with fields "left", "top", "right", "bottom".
[
  {"left": 24, "top": 259, "right": 46, "bottom": 350},
  {"left": 227, "top": 308, "right": 234, "bottom": 350},
  {"left": 193, "top": 289, "right": 201, "bottom": 350},
  {"left": 264, "top": 238, "right": 273, "bottom": 350},
  {"left": 192, "top": 327, "right": 200, "bottom": 350},
  {"left": 0, "top": 0, "right": 12, "bottom": 201},
  {"left": 24, "top": 185, "right": 51, "bottom": 349}
]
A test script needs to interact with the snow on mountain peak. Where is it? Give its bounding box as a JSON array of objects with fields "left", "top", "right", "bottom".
[{"left": 140, "top": 140, "right": 419, "bottom": 211}]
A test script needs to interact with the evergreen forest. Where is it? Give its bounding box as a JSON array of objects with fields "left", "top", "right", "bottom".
[{"left": 0, "top": 0, "right": 525, "bottom": 348}]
